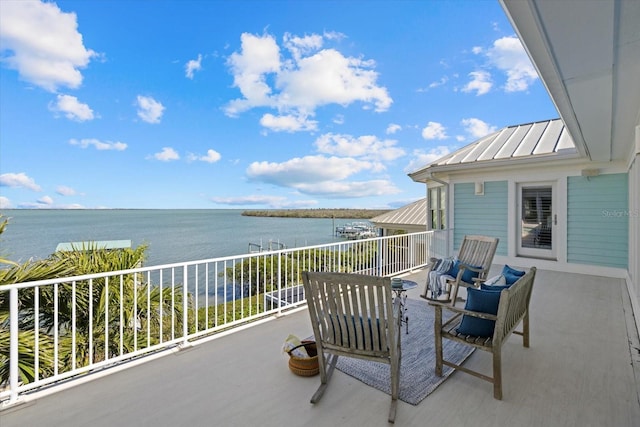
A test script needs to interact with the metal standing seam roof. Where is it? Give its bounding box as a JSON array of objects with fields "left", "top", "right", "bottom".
[
  {"left": 420, "top": 119, "right": 577, "bottom": 170},
  {"left": 370, "top": 198, "right": 426, "bottom": 226}
]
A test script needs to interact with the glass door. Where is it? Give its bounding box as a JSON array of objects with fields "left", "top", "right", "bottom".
[{"left": 518, "top": 183, "right": 556, "bottom": 259}]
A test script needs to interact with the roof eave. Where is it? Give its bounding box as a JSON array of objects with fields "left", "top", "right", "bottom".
[{"left": 410, "top": 150, "right": 581, "bottom": 183}]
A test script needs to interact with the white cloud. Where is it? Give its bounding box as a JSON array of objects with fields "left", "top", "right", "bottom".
[
  {"left": 185, "top": 54, "right": 202, "bottom": 79},
  {"left": 314, "top": 133, "right": 405, "bottom": 163},
  {"left": 283, "top": 32, "right": 324, "bottom": 62},
  {"left": 461, "top": 118, "right": 497, "bottom": 138},
  {"left": 0, "top": 196, "right": 13, "bottom": 209},
  {"left": 293, "top": 179, "right": 400, "bottom": 198},
  {"left": 0, "top": 0, "right": 96, "bottom": 92},
  {"left": 427, "top": 76, "right": 449, "bottom": 90},
  {"left": 38, "top": 195, "right": 54, "bottom": 205},
  {"left": 386, "top": 123, "right": 401, "bottom": 134},
  {"left": 136, "top": 95, "right": 165, "bottom": 124},
  {"left": 211, "top": 194, "right": 318, "bottom": 209},
  {"left": 69, "top": 138, "right": 127, "bottom": 151},
  {"left": 49, "top": 94, "right": 95, "bottom": 121},
  {"left": 462, "top": 70, "right": 492, "bottom": 96},
  {"left": 405, "top": 146, "right": 451, "bottom": 173},
  {"left": 246, "top": 155, "right": 400, "bottom": 198},
  {"left": 188, "top": 149, "right": 221, "bottom": 163},
  {"left": 259, "top": 113, "right": 318, "bottom": 132},
  {"left": 421, "top": 122, "right": 448, "bottom": 140},
  {"left": 153, "top": 147, "right": 180, "bottom": 161},
  {"left": 224, "top": 33, "right": 281, "bottom": 116},
  {"left": 247, "top": 155, "right": 372, "bottom": 186},
  {"left": 486, "top": 36, "right": 538, "bottom": 92},
  {"left": 224, "top": 32, "right": 392, "bottom": 131},
  {"left": 0, "top": 172, "right": 41, "bottom": 191},
  {"left": 56, "top": 186, "right": 77, "bottom": 196}
]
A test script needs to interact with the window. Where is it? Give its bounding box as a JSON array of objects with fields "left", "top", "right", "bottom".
[{"left": 428, "top": 186, "right": 447, "bottom": 230}]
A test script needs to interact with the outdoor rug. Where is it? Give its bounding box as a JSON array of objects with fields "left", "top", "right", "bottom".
[{"left": 335, "top": 298, "right": 475, "bottom": 405}]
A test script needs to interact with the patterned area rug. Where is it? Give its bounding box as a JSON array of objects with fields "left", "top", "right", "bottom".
[{"left": 335, "top": 298, "right": 475, "bottom": 405}]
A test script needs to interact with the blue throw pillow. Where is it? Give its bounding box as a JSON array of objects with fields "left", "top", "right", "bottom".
[
  {"left": 502, "top": 265, "right": 525, "bottom": 277},
  {"left": 460, "top": 264, "right": 481, "bottom": 283},
  {"left": 481, "top": 283, "right": 510, "bottom": 292},
  {"left": 504, "top": 272, "right": 522, "bottom": 285},
  {"left": 456, "top": 287, "right": 501, "bottom": 337},
  {"left": 502, "top": 265, "right": 525, "bottom": 285},
  {"left": 447, "top": 259, "right": 461, "bottom": 278}
]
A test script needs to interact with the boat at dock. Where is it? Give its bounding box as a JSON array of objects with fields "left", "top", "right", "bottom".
[{"left": 335, "top": 221, "right": 378, "bottom": 239}]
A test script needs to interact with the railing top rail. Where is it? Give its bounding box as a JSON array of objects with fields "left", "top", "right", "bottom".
[{"left": 0, "top": 230, "right": 437, "bottom": 290}]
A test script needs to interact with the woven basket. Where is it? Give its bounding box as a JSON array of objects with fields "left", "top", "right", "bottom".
[{"left": 287, "top": 340, "right": 319, "bottom": 376}]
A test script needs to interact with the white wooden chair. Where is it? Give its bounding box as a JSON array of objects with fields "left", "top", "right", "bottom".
[
  {"left": 302, "top": 272, "right": 402, "bottom": 423},
  {"left": 421, "top": 235, "right": 499, "bottom": 306}
]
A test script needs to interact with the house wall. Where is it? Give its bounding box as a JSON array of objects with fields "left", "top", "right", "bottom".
[
  {"left": 567, "top": 173, "right": 629, "bottom": 268},
  {"left": 445, "top": 165, "right": 630, "bottom": 278},
  {"left": 453, "top": 181, "right": 508, "bottom": 255},
  {"left": 628, "top": 147, "right": 639, "bottom": 334}
]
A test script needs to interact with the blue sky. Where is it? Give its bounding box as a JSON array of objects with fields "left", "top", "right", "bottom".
[{"left": 0, "top": 0, "right": 558, "bottom": 210}]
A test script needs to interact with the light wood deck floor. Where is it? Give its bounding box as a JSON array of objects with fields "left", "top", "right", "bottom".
[{"left": 2, "top": 268, "right": 639, "bottom": 427}]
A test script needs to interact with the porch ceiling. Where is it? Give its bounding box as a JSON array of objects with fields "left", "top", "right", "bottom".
[{"left": 500, "top": 0, "right": 640, "bottom": 162}]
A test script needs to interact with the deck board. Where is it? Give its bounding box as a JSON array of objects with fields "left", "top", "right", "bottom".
[{"left": 2, "top": 269, "right": 639, "bottom": 427}]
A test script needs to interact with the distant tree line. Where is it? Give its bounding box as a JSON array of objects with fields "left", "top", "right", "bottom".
[{"left": 241, "top": 208, "right": 390, "bottom": 219}]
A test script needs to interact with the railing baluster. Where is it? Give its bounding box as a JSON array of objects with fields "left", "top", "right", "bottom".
[
  {"left": 34, "top": 286, "right": 40, "bottom": 382},
  {"left": 182, "top": 266, "right": 188, "bottom": 346},
  {"left": 2, "top": 231, "right": 439, "bottom": 406},
  {"left": 8, "top": 287, "right": 19, "bottom": 406},
  {"left": 54, "top": 283, "right": 59, "bottom": 376},
  {"left": 105, "top": 276, "right": 109, "bottom": 362}
]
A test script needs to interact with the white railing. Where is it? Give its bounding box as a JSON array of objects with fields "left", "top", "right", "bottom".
[{"left": 0, "top": 230, "right": 449, "bottom": 406}]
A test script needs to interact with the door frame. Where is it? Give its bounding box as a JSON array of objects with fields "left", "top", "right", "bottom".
[{"left": 516, "top": 181, "right": 557, "bottom": 260}]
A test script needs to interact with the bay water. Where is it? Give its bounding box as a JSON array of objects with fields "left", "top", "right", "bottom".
[{"left": 0, "top": 209, "right": 363, "bottom": 266}]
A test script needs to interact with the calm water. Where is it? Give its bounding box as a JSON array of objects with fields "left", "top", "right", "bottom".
[{"left": 0, "top": 209, "right": 363, "bottom": 266}]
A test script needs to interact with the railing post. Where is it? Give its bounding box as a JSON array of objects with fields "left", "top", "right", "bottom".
[
  {"left": 377, "top": 238, "right": 383, "bottom": 276},
  {"left": 277, "top": 252, "right": 282, "bottom": 315},
  {"left": 6, "top": 287, "right": 20, "bottom": 406},
  {"left": 182, "top": 267, "right": 189, "bottom": 347}
]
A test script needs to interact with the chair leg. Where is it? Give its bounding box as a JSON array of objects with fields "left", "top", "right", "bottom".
[
  {"left": 522, "top": 311, "right": 530, "bottom": 348},
  {"left": 388, "top": 399, "right": 398, "bottom": 424},
  {"left": 493, "top": 349, "right": 503, "bottom": 400},
  {"left": 388, "top": 355, "right": 400, "bottom": 423},
  {"left": 449, "top": 281, "right": 460, "bottom": 307},
  {"left": 434, "top": 306, "right": 444, "bottom": 377},
  {"left": 311, "top": 353, "right": 338, "bottom": 403}
]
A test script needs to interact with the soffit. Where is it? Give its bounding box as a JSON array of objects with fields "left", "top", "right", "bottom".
[{"left": 500, "top": 0, "right": 640, "bottom": 163}]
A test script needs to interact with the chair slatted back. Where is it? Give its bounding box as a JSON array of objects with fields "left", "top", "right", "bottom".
[
  {"left": 303, "top": 272, "right": 395, "bottom": 358},
  {"left": 457, "top": 235, "right": 500, "bottom": 280},
  {"left": 494, "top": 267, "right": 536, "bottom": 345}
]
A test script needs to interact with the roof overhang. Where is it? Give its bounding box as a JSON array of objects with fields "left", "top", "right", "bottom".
[
  {"left": 500, "top": 0, "right": 640, "bottom": 162},
  {"left": 409, "top": 150, "right": 583, "bottom": 184}
]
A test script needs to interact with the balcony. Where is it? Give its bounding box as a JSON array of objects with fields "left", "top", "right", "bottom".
[{"left": 1, "top": 234, "right": 639, "bottom": 426}]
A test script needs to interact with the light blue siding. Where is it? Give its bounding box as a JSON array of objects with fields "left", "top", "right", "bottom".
[
  {"left": 453, "top": 181, "right": 508, "bottom": 256},
  {"left": 567, "top": 174, "right": 628, "bottom": 268}
]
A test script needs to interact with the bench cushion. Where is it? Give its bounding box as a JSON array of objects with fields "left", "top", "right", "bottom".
[{"left": 457, "top": 287, "right": 501, "bottom": 337}]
